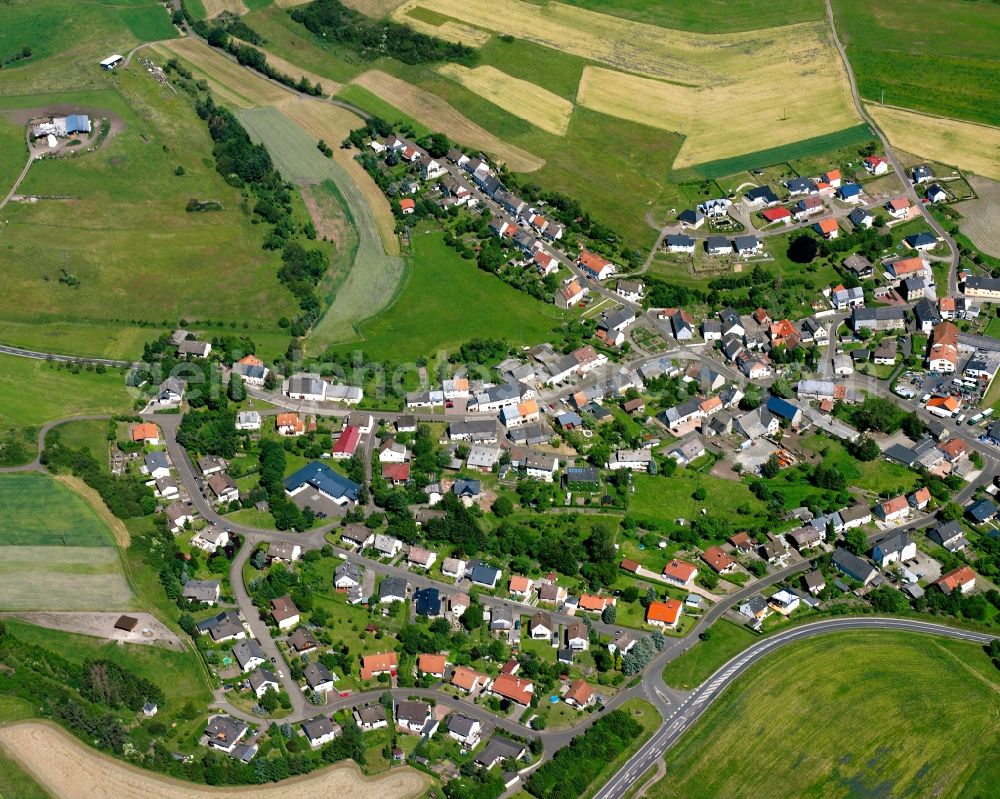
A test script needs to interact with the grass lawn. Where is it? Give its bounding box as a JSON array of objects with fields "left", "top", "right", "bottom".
[
  {"left": 832, "top": 0, "right": 1000, "bottom": 127},
  {"left": 337, "top": 229, "right": 570, "bottom": 360},
  {"left": 0, "top": 72, "right": 298, "bottom": 360},
  {"left": 47, "top": 419, "right": 109, "bottom": 465},
  {"left": 648, "top": 631, "right": 1000, "bottom": 799},
  {"left": 0, "top": 354, "right": 129, "bottom": 465},
  {"left": 0, "top": 473, "right": 133, "bottom": 611},
  {"left": 0, "top": 472, "right": 116, "bottom": 547},
  {"left": 0, "top": 114, "right": 27, "bottom": 194},
  {"left": 661, "top": 619, "right": 756, "bottom": 689},
  {"left": 629, "top": 472, "right": 768, "bottom": 530},
  {"left": 800, "top": 434, "right": 918, "bottom": 494}
]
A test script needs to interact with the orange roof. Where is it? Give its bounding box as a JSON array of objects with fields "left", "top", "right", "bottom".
[
  {"left": 361, "top": 652, "right": 398, "bottom": 679},
  {"left": 890, "top": 256, "right": 924, "bottom": 276},
  {"left": 824, "top": 169, "right": 842, "bottom": 181},
  {"left": 560, "top": 280, "right": 583, "bottom": 299},
  {"left": 451, "top": 666, "right": 485, "bottom": 691},
  {"left": 517, "top": 399, "right": 539, "bottom": 417},
  {"left": 620, "top": 558, "right": 640, "bottom": 573},
  {"left": 888, "top": 196, "right": 910, "bottom": 211},
  {"left": 237, "top": 354, "right": 263, "bottom": 366},
  {"left": 927, "top": 395, "right": 960, "bottom": 411},
  {"left": 382, "top": 463, "right": 411, "bottom": 482},
  {"left": 578, "top": 593, "right": 610, "bottom": 612},
  {"left": 817, "top": 217, "right": 838, "bottom": 234},
  {"left": 578, "top": 249, "right": 611, "bottom": 272},
  {"left": 911, "top": 486, "right": 931, "bottom": 504},
  {"left": 932, "top": 321, "right": 959, "bottom": 347},
  {"left": 770, "top": 319, "right": 797, "bottom": 340},
  {"left": 701, "top": 546, "right": 734, "bottom": 573},
  {"left": 700, "top": 396, "right": 722, "bottom": 414},
  {"left": 939, "top": 297, "right": 956, "bottom": 312},
  {"left": 879, "top": 495, "right": 909, "bottom": 516},
  {"left": 646, "top": 599, "right": 683, "bottom": 625},
  {"left": 934, "top": 565, "right": 976, "bottom": 594},
  {"left": 492, "top": 674, "right": 534, "bottom": 705},
  {"left": 662, "top": 559, "right": 697, "bottom": 582},
  {"left": 276, "top": 412, "right": 300, "bottom": 428},
  {"left": 509, "top": 575, "right": 532, "bottom": 594},
  {"left": 565, "top": 679, "right": 594, "bottom": 705},
  {"left": 130, "top": 422, "right": 159, "bottom": 442},
  {"left": 418, "top": 654, "right": 447, "bottom": 675},
  {"left": 400, "top": 198, "right": 415, "bottom": 210}
]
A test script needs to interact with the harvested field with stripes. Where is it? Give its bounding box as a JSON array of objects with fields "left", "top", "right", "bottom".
[
  {"left": 866, "top": 104, "right": 1000, "bottom": 181},
  {"left": 0, "top": 723, "right": 430, "bottom": 799},
  {"left": 437, "top": 64, "right": 574, "bottom": 135},
  {"left": 391, "top": 0, "right": 859, "bottom": 168},
  {"left": 350, "top": 70, "right": 545, "bottom": 171},
  {"left": 200, "top": 0, "right": 248, "bottom": 17},
  {"left": 150, "top": 39, "right": 287, "bottom": 108}
]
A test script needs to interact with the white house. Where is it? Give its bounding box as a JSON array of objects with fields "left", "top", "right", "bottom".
[
  {"left": 191, "top": 527, "right": 229, "bottom": 554},
  {"left": 236, "top": 410, "right": 262, "bottom": 431},
  {"left": 872, "top": 532, "right": 917, "bottom": 567}
]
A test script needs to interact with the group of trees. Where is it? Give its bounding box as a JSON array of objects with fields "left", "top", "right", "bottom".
[
  {"left": 192, "top": 94, "right": 328, "bottom": 338},
  {"left": 525, "top": 710, "right": 643, "bottom": 799},
  {"left": 840, "top": 396, "right": 923, "bottom": 437},
  {"left": 42, "top": 436, "right": 155, "bottom": 519},
  {"left": 291, "top": 0, "right": 477, "bottom": 65}
]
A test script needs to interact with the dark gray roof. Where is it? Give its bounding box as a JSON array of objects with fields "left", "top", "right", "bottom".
[
  {"left": 302, "top": 716, "right": 340, "bottom": 741},
  {"left": 831, "top": 548, "right": 877, "bottom": 583},
  {"left": 379, "top": 576, "right": 407, "bottom": 600},
  {"left": 303, "top": 661, "right": 334, "bottom": 688},
  {"left": 447, "top": 714, "right": 479, "bottom": 737}
]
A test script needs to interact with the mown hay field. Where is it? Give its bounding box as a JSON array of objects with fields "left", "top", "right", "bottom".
[
  {"left": 866, "top": 105, "right": 1000, "bottom": 181},
  {"left": 578, "top": 62, "right": 859, "bottom": 167},
  {"left": 229, "top": 38, "right": 343, "bottom": 96},
  {"left": 0, "top": 722, "right": 431, "bottom": 799},
  {"left": 350, "top": 70, "right": 545, "bottom": 171},
  {"left": 437, "top": 64, "right": 574, "bottom": 136},
  {"left": 956, "top": 175, "right": 1000, "bottom": 258},
  {"left": 0, "top": 473, "right": 116, "bottom": 547},
  {"left": 236, "top": 106, "right": 406, "bottom": 350},
  {"left": 400, "top": 6, "right": 492, "bottom": 46},
  {"left": 649, "top": 632, "right": 1000, "bottom": 799},
  {"left": 391, "top": 0, "right": 859, "bottom": 167},
  {"left": 201, "top": 0, "right": 248, "bottom": 17},
  {"left": 151, "top": 39, "right": 289, "bottom": 108}
]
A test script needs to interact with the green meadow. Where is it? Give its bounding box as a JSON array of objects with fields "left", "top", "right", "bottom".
[
  {"left": 0, "top": 69, "right": 298, "bottom": 360},
  {"left": 338, "top": 230, "right": 569, "bottom": 360},
  {"left": 650, "top": 632, "right": 1000, "bottom": 799},
  {"left": 833, "top": 0, "right": 1000, "bottom": 127}
]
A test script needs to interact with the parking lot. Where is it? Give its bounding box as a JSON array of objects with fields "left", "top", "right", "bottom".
[{"left": 894, "top": 366, "right": 989, "bottom": 423}]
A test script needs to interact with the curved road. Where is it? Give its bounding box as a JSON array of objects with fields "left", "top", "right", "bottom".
[{"left": 594, "top": 617, "right": 995, "bottom": 799}]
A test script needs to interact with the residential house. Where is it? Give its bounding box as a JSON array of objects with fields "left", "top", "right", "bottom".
[
  {"left": 802, "top": 571, "right": 826, "bottom": 595},
  {"left": 885, "top": 196, "right": 912, "bottom": 219},
  {"left": 734, "top": 235, "right": 762, "bottom": 257},
  {"left": 407, "top": 546, "right": 437, "bottom": 570},
  {"left": 233, "top": 639, "right": 266, "bottom": 673},
  {"left": 447, "top": 715, "right": 482, "bottom": 747},
  {"left": 354, "top": 704, "right": 388, "bottom": 731},
  {"left": 207, "top": 473, "right": 239, "bottom": 504},
  {"left": 831, "top": 284, "right": 865, "bottom": 310},
  {"left": 205, "top": 716, "right": 249, "bottom": 754},
  {"left": 665, "top": 233, "right": 696, "bottom": 253},
  {"left": 646, "top": 599, "right": 683, "bottom": 629},
  {"left": 276, "top": 412, "right": 305, "bottom": 437},
  {"left": 706, "top": 236, "right": 732, "bottom": 256},
  {"left": 470, "top": 563, "right": 501, "bottom": 588},
  {"left": 769, "top": 590, "right": 800, "bottom": 616},
  {"left": 872, "top": 531, "right": 917, "bottom": 567},
  {"left": 864, "top": 155, "right": 889, "bottom": 175},
  {"left": 284, "top": 373, "right": 326, "bottom": 402},
  {"left": 490, "top": 674, "right": 534, "bottom": 706},
  {"left": 334, "top": 561, "right": 361, "bottom": 590},
  {"left": 417, "top": 653, "right": 447, "bottom": 679},
  {"left": 284, "top": 461, "right": 360, "bottom": 507},
  {"left": 662, "top": 559, "right": 698, "bottom": 586},
  {"left": 451, "top": 666, "right": 490, "bottom": 694},
  {"left": 566, "top": 622, "right": 588, "bottom": 650},
  {"left": 925, "top": 184, "right": 948, "bottom": 204},
  {"left": 761, "top": 206, "right": 793, "bottom": 224},
  {"left": 182, "top": 579, "right": 220, "bottom": 605},
  {"left": 396, "top": 700, "right": 434, "bottom": 735},
  {"left": 848, "top": 208, "right": 875, "bottom": 230},
  {"left": 270, "top": 596, "right": 300, "bottom": 630},
  {"left": 701, "top": 546, "right": 736, "bottom": 574},
  {"left": 815, "top": 217, "right": 839, "bottom": 239},
  {"left": 191, "top": 526, "right": 229, "bottom": 554},
  {"left": 302, "top": 717, "right": 341, "bottom": 749},
  {"left": 378, "top": 576, "right": 408, "bottom": 604},
  {"left": 248, "top": 669, "right": 280, "bottom": 700},
  {"left": 928, "top": 520, "right": 969, "bottom": 552},
  {"left": 564, "top": 679, "right": 595, "bottom": 709},
  {"left": 876, "top": 495, "right": 910, "bottom": 523},
  {"left": 933, "top": 565, "right": 977, "bottom": 595},
  {"left": 739, "top": 595, "right": 770, "bottom": 622},
  {"left": 235, "top": 410, "right": 262, "bottom": 431},
  {"left": 831, "top": 548, "right": 878, "bottom": 586},
  {"left": 577, "top": 250, "right": 615, "bottom": 281},
  {"left": 928, "top": 321, "right": 959, "bottom": 372},
  {"left": 909, "top": 486, "right": 931, "bottom": 510},
  {"left": 360, "top": 652, "right": 398, "bottom": 680},
  {"left": 677, "top": 208, "right": 705, "bottom": 229}
]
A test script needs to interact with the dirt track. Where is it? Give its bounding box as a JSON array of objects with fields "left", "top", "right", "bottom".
[
  {"left": 0, "top": 611, "right": 183, "bottom": 650},
  {"left": 0, "top": 723, "right": 430, "bottom": 799}
]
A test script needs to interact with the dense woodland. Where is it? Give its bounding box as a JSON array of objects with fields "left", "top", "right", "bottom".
[{"left": 291, "top": 0, "right": 477, "bottom": 65}]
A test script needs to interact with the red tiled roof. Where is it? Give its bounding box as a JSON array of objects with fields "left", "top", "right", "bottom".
[
  {"left": 418, "top": 654, "right": 446, "bottom": 675},
  {"left": 381, "top": 463, "right": 410, "bottom": 482},
  {"left": 332, "top": 426, "right": 361, "bottom": 455},
  {"left": 492, "top": 674, "right": 534, "bottom": 705},
  {"left": 934, "top": 565, "right": 976, "bottom": 594},
  {"left": 701, "top": 546, "right": 734, "bottom": 573},
  {"left": 662, "top": 559, "right": 698, "bottom": 582}
]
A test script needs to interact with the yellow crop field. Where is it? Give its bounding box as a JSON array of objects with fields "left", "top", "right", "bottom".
[
  {"left": 151, "top": 40, "right": 288, "bottom": 108},
  {"left": 341, "top": 0, "right": 409, "bottom": 14},
  {"left": 401, "top": 9, "right": 492, "bottom": 46},
  {"left": 201, "top": 0, "right": 248, "bottom": 16},
  {"left": 437, "top": 64, "right": 574, "bottom": 135},
  {"left": 350, "top": 70, "right": 545, "bottom": 171},
  {"left": 866, "top": 105, "right": 1000, "bottom": 182},
  {"left": 392, "top": 0, "right": 859, "bottom": 168},
  {"left": 578, "top": 63, "right": 859, "bottom": 167}
]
